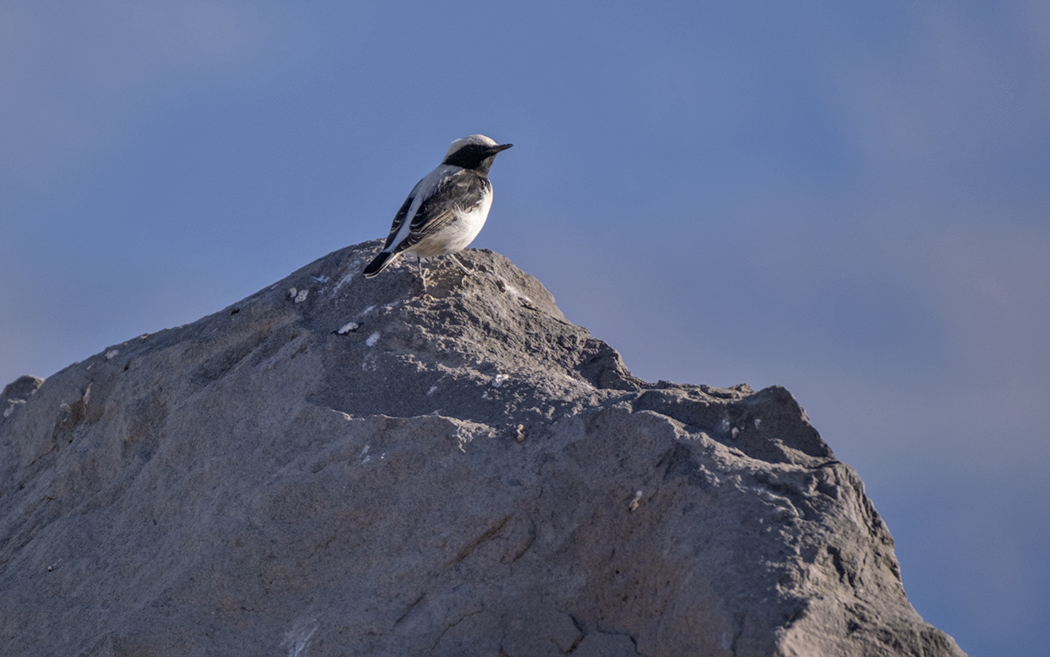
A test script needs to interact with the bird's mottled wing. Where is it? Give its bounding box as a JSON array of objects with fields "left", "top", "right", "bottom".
[
  {"left": 381, "top": 192, "right": 416, "bottom": 250},
  {"left": 402, "top": 171, "right": 490, "bottom": 248}
]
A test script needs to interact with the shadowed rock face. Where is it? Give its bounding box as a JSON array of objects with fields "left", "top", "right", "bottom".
[{"left": 0, "top": 241, "right": 966, "bottom": 657}]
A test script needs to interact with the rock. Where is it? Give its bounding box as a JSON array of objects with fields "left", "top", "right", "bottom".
[
  {"left": 0, "top": 240, "right": 966, "bottom": 657},
  {"left": 1, "top": 375, "right": 43, "bottom": 420}
]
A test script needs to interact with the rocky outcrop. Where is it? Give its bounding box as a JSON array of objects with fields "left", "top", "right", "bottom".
[{"left": 0, "top": 240, "right": 966, "bottom": 657}]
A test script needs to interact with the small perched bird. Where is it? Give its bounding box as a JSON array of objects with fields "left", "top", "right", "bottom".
[{"left": 363, "top": 134, "right": 513, "bottom": 290}]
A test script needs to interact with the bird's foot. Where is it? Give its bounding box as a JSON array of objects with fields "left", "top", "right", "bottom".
[{"left": 446, "top": 253, "right": 474, "bottom": 277}]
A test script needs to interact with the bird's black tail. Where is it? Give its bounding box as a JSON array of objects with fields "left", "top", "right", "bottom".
[{"left": 363, "top": 250, "right": 397, "bottom": 278}]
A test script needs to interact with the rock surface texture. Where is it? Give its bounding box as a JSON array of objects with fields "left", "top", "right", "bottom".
[{"left": 0, "top": 241, "right": 966, "bottom": 657}]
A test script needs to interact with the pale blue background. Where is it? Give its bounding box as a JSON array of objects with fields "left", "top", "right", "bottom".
[{"left": 2, "top": 3, "right": 1048, "bottom": 654}]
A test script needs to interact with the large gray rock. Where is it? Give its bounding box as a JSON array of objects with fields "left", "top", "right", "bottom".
[{"left": 0, "top": 241, "right": 965, "bottom": 657}]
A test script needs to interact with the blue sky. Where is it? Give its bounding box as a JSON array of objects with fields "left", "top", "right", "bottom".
[{"left": 2, "top": 2, "right": 1049, "bottom": 654}]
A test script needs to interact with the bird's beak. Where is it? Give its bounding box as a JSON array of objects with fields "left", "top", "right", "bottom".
[{"left": 489, "top": 143, "right": 513, "bottom": 154}]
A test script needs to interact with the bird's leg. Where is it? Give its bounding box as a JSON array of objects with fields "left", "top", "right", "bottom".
[
  {"left": 446, "top": 253, "right": 473, "bottom": 277},
  {"left": 415, "top": 253, "right": 431, "bottom": 294}
]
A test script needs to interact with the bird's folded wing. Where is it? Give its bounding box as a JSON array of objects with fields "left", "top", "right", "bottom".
[
  {"left": 402, "top": 172, "right": 489, "bottom": 249},
  {"left": 381, "top": 194, "right": 415, "bottom": 250}
]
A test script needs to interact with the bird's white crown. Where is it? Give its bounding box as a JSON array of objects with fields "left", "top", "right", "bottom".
[{"left": 445, "top": 134, "right": 498, "bottom": 159}]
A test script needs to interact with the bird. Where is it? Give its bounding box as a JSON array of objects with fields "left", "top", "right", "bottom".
[{"left": 362, "top": 134, "right": 513, "bottom": 291}]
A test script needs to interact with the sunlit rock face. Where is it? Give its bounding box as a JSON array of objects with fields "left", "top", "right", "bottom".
[{"left": 0, "top": 240, "right": 966, "bottom": 657}]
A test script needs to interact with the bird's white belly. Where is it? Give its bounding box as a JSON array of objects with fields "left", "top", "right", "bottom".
[{"left": 412, "top": 193, "right": 492, "bottom": 257}]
